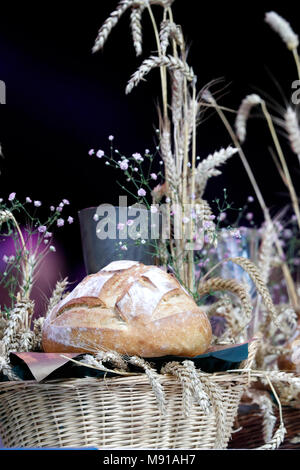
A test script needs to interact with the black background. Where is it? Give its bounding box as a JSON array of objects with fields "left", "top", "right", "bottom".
[{"left": 0, "top": 0, "right": 299, "bottom": 292}]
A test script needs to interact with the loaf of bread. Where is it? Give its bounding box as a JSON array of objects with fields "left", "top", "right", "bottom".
[{"left": 42, "top": 260, "right": 212, "bottom": 357}]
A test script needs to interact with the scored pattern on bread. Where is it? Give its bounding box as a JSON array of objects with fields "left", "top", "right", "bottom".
[{"left": 42, "top": 260, "right": 212, "bottom": 357}]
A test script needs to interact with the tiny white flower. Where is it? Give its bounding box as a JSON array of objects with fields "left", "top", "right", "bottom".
[
  {"left": 57, "top": 218, "right": 64, "bottom": 227},
  {"left": 26, "top": 197, "right": 32, "bottom": 203},
  {"left": 93, "top": 214, "right": 99, "bottom": 222},
  {"left": 49, "top": 245, "right": 56, "bottom": 252},
  {"left": 108, "top": 135, "right": 114, "bottom": 141},
  {"left": 34, "top": 200, "right": 42, "bottom": 207},
  {"left": 96, "top": 150, "right": 104, "bottom": 158}
]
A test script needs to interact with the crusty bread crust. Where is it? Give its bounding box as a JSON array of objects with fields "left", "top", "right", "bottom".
[{"left": 42, "top": 260, "right": 212, "bottom": 357}]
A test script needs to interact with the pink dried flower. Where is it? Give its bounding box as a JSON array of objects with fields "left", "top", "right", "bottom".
[
  {"left": 67, "top": 216, "right": 74, "bottom": 224},
  {"left": 132, "top": 152, "right": 143, "bottom": 162},
  {"left": 8, "top": 193, "right": 16, "bottom": 201},
  {"left": 119, "top": 160, "right": 129, "bottom": 171},
  {"left": 88, "top": 149, "right": 95, "bottom": 155},
  {"left": 26, "top": 197, "right": 32, "bottom": 203},
  {"left": 57, "top": 218, "right": 64, "bottom": 227},
  {"left": 96, "top": 150, "right": 104, "bottom": 158},
  {"left": 218, "top": 212, "right": 227, "bottom": 221},
  {"left": 137, "top": 188, "right": 146, "bottom": 197},
  {"left": 63, "top": 199, "right": 70, "bottom": 205},
  {"left": 150, "top": 173, "right": 157, "bottom": 180},
  {"left": 38, "top": 226, "right": 47, "bottom": 233}
]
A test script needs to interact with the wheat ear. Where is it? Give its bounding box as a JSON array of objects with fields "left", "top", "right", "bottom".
[
  {"left": 130, "top": 5, "right": 145, "bottom": 56},
  {"left": 285, "top": 107, "right": 300, "bottom": 164},
  {"left": 125, "top": 54, "right": 194, "bottom": 94},
  {"left": 46, "top": 277, "right": 69, "bottom": 317},
  {"left": 198, "top": 277, "right": 253, "bottom": 324},
  {"left": 92, "top": 0, "right": 133, "bottom": 53}
]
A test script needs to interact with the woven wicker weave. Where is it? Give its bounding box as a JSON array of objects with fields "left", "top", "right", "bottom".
[
  {"left": 229, "top": 404, "right": 300, "bottom": 449},
  {"left": 0, "top": 368, "right": 253, "bottom": 449}
]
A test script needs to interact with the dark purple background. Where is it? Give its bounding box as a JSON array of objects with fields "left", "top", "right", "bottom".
[{"left": 0, "top": 0, "right": 299, "bottom": 285}]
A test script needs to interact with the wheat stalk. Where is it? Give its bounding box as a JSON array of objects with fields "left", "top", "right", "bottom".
[
  {"left": 46, "top": 277, "right": 69, "bottom": 317},
  {"left": 92, "top": 0, "right": 134, "bottom": 53},
  {"left": 258, "top": 220, "right": 277, "bottom": 285},
  {"left": 195, "top": 146, "right": 238, "bottom": 197},
  {"left": 198, "top": 277, "right": 253, "bottom": 325},
  {"left": 265, "top": 11, "right": 299, "bottom": 51},
  {"left": 125, "top": 54, "right": 194, "bottom": 94},
  {"left": 284, "top": 106, "right": 300, "bottom": 164},
  {"left": 245, "top": 389, "right": 277, "bottom": 443},
  {"left": 130, "top": 5, "right": 145, "bottom": 56},
  {"left": 159, "top": 19, "right": 183, "bottom": 55},
  {"left": 235, "top": 94, "right": 262, "bottom": 143}
]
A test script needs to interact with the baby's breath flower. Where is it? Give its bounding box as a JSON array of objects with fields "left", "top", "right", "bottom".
[
  {"left": 96, "top": 150, "right": 104, "bottom": 158},
  {"left": 50, "top": 206, "right": 55, "bottom": 211},
  {"left": 44, "top": 231, "right": 52, "bottom": 238},
  {"left": 38, "top": 225, "right": 47, "bottom": 233},
  {"left": 108, "top": 135, "right": 114, "bottom": 141},
  {"left": 88, "top": 149, "right": 95, "bottom": 155},
  {"left": 137, "top": 188, "right": 146, "bottom": 197},
  {"left": 121, "top": 244, "right": 127, "bottom": 251},
  {"left": 63, "top": 199, "right": 70, "bottom": 205},
  {"left": 117, "top": 223, "right": 125, "bottom": 230},
  {"left": 34, "top": 200, "right": 42, "bottom": 207},
  {"left": 132, "top": 152, "right": 143, "bottom": 162},
  {"left": 150, "top": 173, "right": 157, "bottom": 180},
  {"left": 49, "top": 245, "right": 56, "bottom": 252},
  {"left": 93, "top": 214, "right": 99, "bottom": 222},
  {"left": 26, "top": 197, "right": 32, "bottom": 203},
  {"left": 119, "top": 160, "right": 129, "bottom": 170},
  {"left": 57, "top": 218, "right": 64, "bottom": 227},
  {"left": 8, "top": 192, "right": 16, "bottom": 201},
  {"left": 247, "top": 196, "right": 254, "bottom": 203},
  {"left": 67, "top": 216, "right": 74, "bottom": 224},
  {"left": 56, "top": 206, "right": 62, "bottom": 213}
]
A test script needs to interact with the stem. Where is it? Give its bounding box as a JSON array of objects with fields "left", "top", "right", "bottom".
[
  {"left": 214, "top": 102, "right": 299, "bottom": 309},
  {"left": 146, "top": 3, "right": 168, "bottom": 120},
  {"left": 187, "top": 83, "right": 197, "bottom": 291},
  {"left": 292, "top": 47, "right": 300, "bottom": 82},
  {"left": 261, "top": 100, "right": 300, "bottom": 232}
]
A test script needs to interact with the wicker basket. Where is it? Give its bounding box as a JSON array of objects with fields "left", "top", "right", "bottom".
[
  {"left": 228, "top": 404, "right": 300, "bottom": 449},
  {"left": 0, "top": 350, "right": 259, "bottom": 450}
]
